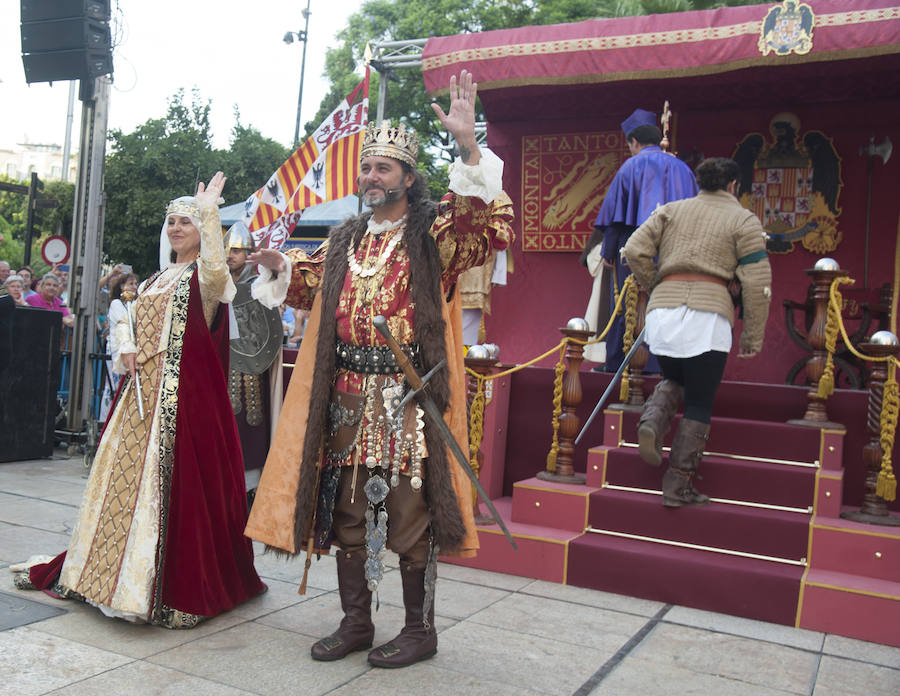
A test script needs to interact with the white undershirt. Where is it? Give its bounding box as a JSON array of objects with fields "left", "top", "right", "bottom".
[{"left": 645, "top": 306, "right": 732, "bottom": 358}]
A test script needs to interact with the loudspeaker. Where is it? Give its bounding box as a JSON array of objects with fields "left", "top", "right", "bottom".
[
  {"left": 22, "top": 49, "right": 113, "bottom": 84},
  {"left": 0, "top": 305, "right": 62, "bottom": 463},
  {"left": 20, "top": 0, "right": 112, "bottom": 84},
  {"left": 20, "top": 0, "right": 110, "bottom": 23},
  {"left": 21, "top": 18, "right": 110, "bottom": 53}
]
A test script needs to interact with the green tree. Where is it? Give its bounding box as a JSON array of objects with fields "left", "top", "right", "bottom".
[
  {"left": 0, "top": 176, "right": 26, "bottom": 247},
  {"left": 43, "top": 180, "right": 76, "bottom": 237},
  {"left": 0, "top": 174, "right": 74, "bottom": 269},
  {"left": 103, "top": 89, "right": 216, "bottom": 278},
  {"left": 221, "top": 111, "right": 292, "bottom": 205},
  {"left": 102, "top": 92, "right": 293, "bottom": 277}
]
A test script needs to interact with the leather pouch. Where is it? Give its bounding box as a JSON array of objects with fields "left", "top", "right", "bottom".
[{"left": 327, "top": 388, "right": 365, "bottom": 460}]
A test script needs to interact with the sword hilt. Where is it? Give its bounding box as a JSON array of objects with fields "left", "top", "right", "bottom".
[
  {"left": 391, "top": 360, "right": 447, "bottom": 418},
  {"left": 372, "top": 315, "right": 518, "bottom": 551},
  {"left": 373, "top": 315, "right": 424, "bottom": 390},
  {"left": 125, "top": 300, "right": 145, "bottom": 420}
]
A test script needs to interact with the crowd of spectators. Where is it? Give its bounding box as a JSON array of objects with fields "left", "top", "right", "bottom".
[
  {"left": 24, "top": 272, "right": 74, "bottom": 328},
  {"left": 2, "top": 258, "right": 139, "bottom": 339},
  {"left": 3, "top": 274, "right": 29, "bottom": 306}
]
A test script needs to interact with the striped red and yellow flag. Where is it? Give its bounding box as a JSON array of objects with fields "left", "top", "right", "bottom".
[{"left": 242, "top": 71, "right": 369, "bottom": 249}]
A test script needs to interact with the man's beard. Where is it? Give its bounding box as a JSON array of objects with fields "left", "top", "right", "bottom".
[{"left": 364, "top": 185, "right": 404, "bottom": 209}]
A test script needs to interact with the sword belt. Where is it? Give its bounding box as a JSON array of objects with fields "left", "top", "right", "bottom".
[{"left": 335, "top": 339, "right": 421, "bottom": 375}]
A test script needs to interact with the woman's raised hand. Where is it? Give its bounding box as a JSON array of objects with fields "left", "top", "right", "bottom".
[{"left": 195, "top": 171, "right": 227, "bottom": 207}]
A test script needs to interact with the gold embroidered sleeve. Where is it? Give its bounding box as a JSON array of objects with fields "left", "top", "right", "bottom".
[
  {"left": 196, "top": 204, "right": 235, "bottom": 310},
  {"left": 430, "top": 191, "right": 514, "bottom": 288},
  {"left": 284, "top": 240, "right": 328, "bottom": 310}
]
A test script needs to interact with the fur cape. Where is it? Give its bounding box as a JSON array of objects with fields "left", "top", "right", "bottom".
[{"left": 245, "top": 199, "right": 478, "bottom": 557}]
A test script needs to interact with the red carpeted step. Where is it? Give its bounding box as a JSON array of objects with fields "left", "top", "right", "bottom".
[
  {"left": 798, "top": 569, "right": 900, "bottom": 647},
  {"left": 604, "top": 449, "right": 816, "bottom": 509},
  {"left": 587, "top": 489, "right": 809, "bottom": 561},
  {"left": 613, "top": 412, "right": 822, "bottom": 464},
  {"left": 567, "top": 531, "right": 803, "bottom": 626}
]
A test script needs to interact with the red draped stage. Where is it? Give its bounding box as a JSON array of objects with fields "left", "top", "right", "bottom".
[
  {"left": 423, "top": 0, "right": 900, "bottom": 386},
  {"left": 416, "top": 0, "right": 900, "bottom": 648}
]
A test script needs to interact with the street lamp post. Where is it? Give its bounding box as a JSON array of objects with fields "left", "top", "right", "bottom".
[{"left": 284, "top": 0, "right": 312, "bottom": 148}]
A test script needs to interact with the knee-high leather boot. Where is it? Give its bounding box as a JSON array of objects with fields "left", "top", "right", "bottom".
[
  {"left": 637, "top": 379, "right": 684, "bottom": 467},
  {"left": 662, "top": 418, "right": 710, "bottom": 508},
  {"left": 368, "top": 562, "right": 437, "bottom": 668},
  {"left": 310, "top": 549, "right": 375, "bottom": 661}
]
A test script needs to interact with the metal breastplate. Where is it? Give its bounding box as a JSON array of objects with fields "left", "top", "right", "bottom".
[{"left": 230, "top": 274, "right": 283, "bottom": 375}]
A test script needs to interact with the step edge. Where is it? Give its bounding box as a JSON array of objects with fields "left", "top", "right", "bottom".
[
  {"left": 615, "top": 442, "right": 819, "bottom": 469},
  {"left": 584, "top": 526, "right": 807, "bottom": 566},
  {"left": 803, "top": 568, "right": 900, "bottom": 601},
  {"left": 601, "top": 483, "right": 813, "bottom": 515}
]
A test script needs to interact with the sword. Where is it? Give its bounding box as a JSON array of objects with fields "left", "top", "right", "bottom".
[
  {"left": 575, "top": 326, "right": 646, "bottom": 446},
  {"left": 124, "top": 298, "right": 145, "bottom": 420},
  {"left": 372, "top": 315, "right": 517, "bottom": 551}
]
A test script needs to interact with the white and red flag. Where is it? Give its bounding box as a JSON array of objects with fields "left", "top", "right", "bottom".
[{"left": 242, "top": 71, "right": 369, "bottom": 250}]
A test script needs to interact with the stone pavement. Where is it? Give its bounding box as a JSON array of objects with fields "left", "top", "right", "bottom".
[{"left": 1, "top": 452, "right": 898, "bottom": 696}]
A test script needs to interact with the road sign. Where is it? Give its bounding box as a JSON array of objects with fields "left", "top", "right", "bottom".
[{"left": 41, "top": 235, "right": 71, "bottom": 265}]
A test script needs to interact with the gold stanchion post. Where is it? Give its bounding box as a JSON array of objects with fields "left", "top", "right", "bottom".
[
  {"left": 788, "top": 263, "right": 848, "bottom": 430},
  {"left": 841, "top": 339, "right": 900, "bottom": 526},
  {"left": 539, "top": 324, "right": 591, "bottom": 484},
  {"left": 614, "top": 288, "right": 650, "bottom": 410},
  {"left": 465, "top": 348, "right": 499, "bottom": 526}
]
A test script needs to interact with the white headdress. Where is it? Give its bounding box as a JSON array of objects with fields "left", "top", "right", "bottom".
[{"left": 158, "top": 196, "right": 203, "bottom": 270}]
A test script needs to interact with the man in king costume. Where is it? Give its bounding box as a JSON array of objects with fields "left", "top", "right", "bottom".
[
  {"left": 581, "top": 108, "right": 698, "bottom": 373},
  {"left": 245, "top": 70, "right": 514, "bottom": 668}
]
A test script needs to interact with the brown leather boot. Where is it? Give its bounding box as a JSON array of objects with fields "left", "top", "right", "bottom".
[
  {"left": 662, "top": 418, "right": 710, "bottom": 508},
  {"left": 638, "top": 380, "right": 684, "bottom": 467},
  {"left": 310, "top": 549, "right": 375, "bottom": 661},
  {"left": 367, "top": 563, "right": 437, "bottom": 668}
]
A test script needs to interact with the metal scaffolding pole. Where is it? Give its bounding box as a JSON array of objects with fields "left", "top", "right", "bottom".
[
  {"left": 65, "top": 76, "right": 110, "bottom": 441},
  {"left": 367, "top": 38, "right": 486, "bottom": 145}
]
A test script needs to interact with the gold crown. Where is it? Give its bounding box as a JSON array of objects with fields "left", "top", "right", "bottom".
[
  {"left": 166, "top": 196, "right": 201, "bottom": 218},
  {"left": 360, "top": 121, "right": 418, "bottom": 168}
]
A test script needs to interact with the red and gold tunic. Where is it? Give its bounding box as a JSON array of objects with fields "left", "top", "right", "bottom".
[
  {"left": 285, "top": 192, "right": 512, "bottom": 388},
  {"left": 282, "top": 191, "right": 513, "bottom": 469}
]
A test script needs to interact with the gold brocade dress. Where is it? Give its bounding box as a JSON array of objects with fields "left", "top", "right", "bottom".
[{"left": 49, "top": 205, "right": 264, "bottom": 627}]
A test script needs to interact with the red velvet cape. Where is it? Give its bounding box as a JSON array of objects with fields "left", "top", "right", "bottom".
[
  {"left": 160, "top": 272, "right": 264, "bottom": 615},
  {"left": 32, "top": 272, "right": 264, "bottom": 619}
]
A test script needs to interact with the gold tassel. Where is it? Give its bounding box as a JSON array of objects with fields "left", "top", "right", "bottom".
[
  {"left": 619, "top": 280, "right": 638, "bottom": 402},
  {"left": 545, "top": 343, "right": 567, "bottom": 473},
  {"left": 876, "top": 361, "right": 899, "bottom": 501},
  {"left": 468, "top": 376, "right": 487, "bottom": 505},
  {"left": 619, "top": 373, "right": 630, "bottom": 403},
  {"left": 817, "top": 278, "right": 841, "bottom": 399}
]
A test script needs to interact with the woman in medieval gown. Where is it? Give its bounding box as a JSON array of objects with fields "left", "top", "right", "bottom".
[{"left": 13, "top": 173, "right": 265, "bottom": 628}]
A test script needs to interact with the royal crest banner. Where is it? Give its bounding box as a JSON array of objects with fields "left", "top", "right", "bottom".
[
  {"left": 241, "top": 72, "right": 369, "bottom": 250},
  {"left": 521, "top": 132, "right": 627, "bottom": 252},
  {"left": 759, "top": 0, "right": 815, "bottom": 57},
  {"left": 733, "top": 112, "right": 843, "bottom": 255}
]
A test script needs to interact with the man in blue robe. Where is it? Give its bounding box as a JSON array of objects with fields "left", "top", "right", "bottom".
[{"left": 581, "top": 108, "right": 698, "bottom": 372}]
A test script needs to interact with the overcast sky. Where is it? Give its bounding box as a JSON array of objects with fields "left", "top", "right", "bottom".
[{"left": 1, "top": 0, "right": 360, "bottom": 151}]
